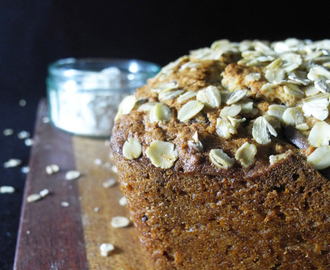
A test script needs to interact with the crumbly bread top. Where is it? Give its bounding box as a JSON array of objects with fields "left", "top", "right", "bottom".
[{"left": 111, "top": 39, "right": 330, "bottom": 175}]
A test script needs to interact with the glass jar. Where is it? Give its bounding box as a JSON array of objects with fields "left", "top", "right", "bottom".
[{"left": 47, "top": 58, "right": 160, "bottom": 137}]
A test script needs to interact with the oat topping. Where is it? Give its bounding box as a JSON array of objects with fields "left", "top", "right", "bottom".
[
  {"left": 179, "top": 61, "right": 201, "bottom": 71},
  {"left": 177, "top": 100, "right": 204, "bottom": 122},
  {"left": 149, "top": 103, "right": 172, "bottom": 123},
  {"left": 177, "top": 91, "right": 197, "bottom": 103},
  {"left": 302, "top": 93, "right": 329, "bottom": 120},
  {"left": 115, "top": 95, "right": 137, "bottom": 121},
  {"left": 151, "top": 81, "right": 179, "bottom": 93},
  {"left": 267, "top": 104, "right": 287, "bottom": 120},
  {"left": 235, "top": 142, "right": 257, "bottom": 168},
  {"left": 3, "top": 159, "right": 22, "bottom": 168},
  {"left": 220, "top": 104, "right": 242, "bottom": 118},
  {"left": 283, "top": 84, "right": 304, "bottom": 98},
  {"left": 269, "top": 152, "right": 289, "bottom": 165},
  {"left": 187, "top": 131, "right": 203, "bottom": 151},
  {"left": 146, "top": 141, "right": 178, "bottom": 169},
  {"left": 27, "top": 193, "right": 42, "bottom": 203},
  {"left": 196, "top": 86, "right": 221, "bottom": 108},
  {"left": 209, "top": 149, "right": 235, "bottom": 169},
  {"left": 114, "top": 39, "right": 330, "bottom": 170},
  {"left": 281, "top": 107, "right": 305, "bottom": 126},
  {"left": 123, "top": 138, "right": 142, "bottom": 160},
  {"left": 252, "top": 116, "right": 277, "bottom": 145},
  {"left": 308, "top": 121, "right": 330, "bottom": 147},
  {"left": 153, "top": 56, "right": 188, "bottom": 81},
  {"left": 225, "top": 89, "right": 248, "bottom": 105},
  {"left": 159, "top": 89, "right": 185, "bottom": 101},
  {"left": 138, "top": 102, "right": 158, "bottom": 112},
  {"left": 307, "top": 146, "right": 330, "bottom": 170},
  {"left": 245, "top": 73, "right": 261, "bottom": 82}
]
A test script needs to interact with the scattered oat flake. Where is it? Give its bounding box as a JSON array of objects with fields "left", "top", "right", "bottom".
[
  {"left": 104, "top": 162, "right": 111, "bottom": 168},
  {"left": 100, "top": 243, "right": 115, "bottom": 257},
  {"left": 21, "top": 166, "right": 30, "bottom": 173},
  {"left": 103, "top": 178, "right": 117, "bottom": 188},
  {"left": 111, "top": 165, "right": 118, "bottom": 173},
  {"left": 119, "top": 196, "right": 127, "bottom": 206},
  {"left": 111, "top": 216, "right": 130, "bottom": 228},
  {"left": 25, "top": 138, "right": 34, "bottom": 146},
  {"left": 46, "top": 164, "right": 60, "bottom": 174},
  {"left": 105, "top": 140, "right": 111, "bottom": 146},
  {"left": 27, "top": 193, "right": 42, "bottom": 203},
  {"left": 3, "top": 129, "right": 13, "bottom": 136},
  {"left": 94, "top": 159, "right": 102, "bottom": 165},
  {"left": 18, "top": 130, "right": 30, "bottom": 139},
  {"left": 61, "top": 201, "right": 70, "bottom": 207},
  {"left": 39, "top": 189, "right": 49, "bottom": 197},
  {"left": 0, "top": 186, "right": 15, "bottom": 193},
  {"left": 19, "top": 99, "right": 26, "bottom": 106},
  {"left": 4, "top": 159, "right": 22, "bottom": 168},
  {"left": 42, "top": 116, "right": 50, "bottom": 123},
  {"left": 65, "top": 170, "right": 80, "bottom": 180}
]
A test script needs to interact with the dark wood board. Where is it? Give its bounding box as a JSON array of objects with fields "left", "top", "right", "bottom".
[{"left": 14, "top": 99, "right": 153, "bottom": 270}]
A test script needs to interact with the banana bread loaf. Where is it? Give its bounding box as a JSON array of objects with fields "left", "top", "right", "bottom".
[{"left": 110, "top": 39, "right": 330, "bottom": 269}]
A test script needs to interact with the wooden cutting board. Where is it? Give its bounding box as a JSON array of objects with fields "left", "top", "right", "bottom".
[{"left": 14, "top": 99, "right": 154, "bottom": 270}]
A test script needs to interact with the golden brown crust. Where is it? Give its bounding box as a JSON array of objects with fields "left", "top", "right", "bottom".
[
  {"left": 114, "top": 151, "right": 330, "bottom": 269},
  {"left": 110, "top": 39, "right": 330, "bottom": 269}
]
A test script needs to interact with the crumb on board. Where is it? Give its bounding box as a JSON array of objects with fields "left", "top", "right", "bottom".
[
  {"left": 100, "top": 243, "right": 115, "bottom": 257},
  {"left": 21, "top": 166, "right": 30, "bottom": 173},
  {"left": 46, "top": 164, "right": 60, "bottom": 175},
  {"left": 3, "top": 159, "right": 22, "bottom": 168},
  {"left": 39, "top": 189, "right": 49, "bottom": 197},
  {"left": 0, "top": 186, "right": 15, "bottom": 194},
  {"left": 3, "top": 129, "right": 14, "bottom": 136},
  {"left": 27, "top": 193, "right": 42, "bottom": 203},
  {"left": 103, "top": 178, "right": 117, "bottom": 188},
  {"left": 119, "top": 196, "right": 127, "bottom": 206},
  {"left": 27, "top": 188, "right": 50, "bottom": 203},
  {"left": 65, "top": 170, "right": 80, "bottom": 180},
  {"left": 61, "top": 201, "right": 70, "bottom": 207},
  {"left": 17, "top": 130, "right": 30, "bottom": 139},
  {"left": 111, "top": 216, "right": 130, "bottom": 228}
]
